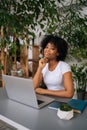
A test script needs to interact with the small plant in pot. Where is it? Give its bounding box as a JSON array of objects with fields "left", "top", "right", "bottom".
[
  {"left": 60, "top": 103, "right": 72, "bottom": 111},
  {"left": 71, "top": 64, "right": 87, "bottom": 100},
  {"left": 57, "top": 103, "right": 73, "bottom": 120}
]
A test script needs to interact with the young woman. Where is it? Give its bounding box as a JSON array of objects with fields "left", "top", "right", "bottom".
[{"left": 33, "top": 35, "right": 74, "bottom": 98}]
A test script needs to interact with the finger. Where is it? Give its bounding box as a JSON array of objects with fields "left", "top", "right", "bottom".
[{"left": 43, "top": 57, "right": 48, "bottom": 63}]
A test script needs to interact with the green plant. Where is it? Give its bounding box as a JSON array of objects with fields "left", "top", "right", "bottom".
[
  {"left": 71, "top": 64, "right": 87, "bottom": 92},
  {"left": 60, "top": 104, "right": 72, "bottom": 111},
  {"left": 0, "top": 0, "right": 61, "bottom": 76},
  {"left": 47, "top": 0, "right": 87, "bottom": 61},
  {"left": 0, "top": 64, "right": 4, "bottom": 70}
]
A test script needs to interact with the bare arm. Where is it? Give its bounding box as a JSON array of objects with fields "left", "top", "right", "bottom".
[
  {"left": 33, "top": 57, "right": 48, "bottom": 89},
  {"left": 35, "top": 72, "right": 74, "bottom": 98},
  {"left": 33, "top": 67, "right": 43, "bottom": 89}
]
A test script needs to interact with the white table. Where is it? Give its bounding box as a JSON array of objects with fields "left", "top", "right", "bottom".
[{"left": 0, "top": 88, "right": 87, "bottom": 130}]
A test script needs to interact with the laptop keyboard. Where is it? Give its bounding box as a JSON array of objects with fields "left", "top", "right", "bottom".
[
  {"left": 0, "top": 119, "right": 17, "bottom": 130},
  {"left": 37, "top": 100, "right": 44, "bottom": 105}
]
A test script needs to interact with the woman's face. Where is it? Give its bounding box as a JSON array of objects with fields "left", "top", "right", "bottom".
[{"left": 43, "top": 43, "right": 58, "bottom": 60}]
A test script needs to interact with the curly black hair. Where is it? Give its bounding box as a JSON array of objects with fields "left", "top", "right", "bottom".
[{"left": 40, "top": 35, "right": 68, "bottom": 61}]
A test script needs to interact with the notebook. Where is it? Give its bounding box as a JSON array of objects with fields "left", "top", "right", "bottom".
[
  {"left": 2, "top": 74, "right": 54, "bottom": 109},
  {"left": 48, "top": 101, "right": 67, "bottom": 110},
  {"left": 0, "top": 114, "right": 29, "bottom": 130},
  {"left": 48, "top": 99, "right": 87, "bottom": 114},
  {"left": 67, "top": 99, "right": 87, "bottom": 113}
]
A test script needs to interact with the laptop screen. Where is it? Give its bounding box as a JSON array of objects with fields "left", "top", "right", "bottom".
[{"left": 3, "top": 74, "right": 54, "bottom": 109}]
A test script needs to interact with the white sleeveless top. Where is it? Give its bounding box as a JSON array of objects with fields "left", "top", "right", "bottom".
[{"left": 42, "top": 61, "right": 71, "bottom": 90}]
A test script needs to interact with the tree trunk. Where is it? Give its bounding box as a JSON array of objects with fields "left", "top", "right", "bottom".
[
  {"left": 20, "top": 44, "right": 29, "bottom": 78},
  {"left": 0, "top": 26, "right": 5, "bottom": 87},
  {"left": 32, "top": 45, "right": 39, "bottom": 77},
  {"left": 4, "top": 45, "right": 8, "bottom": 74}
]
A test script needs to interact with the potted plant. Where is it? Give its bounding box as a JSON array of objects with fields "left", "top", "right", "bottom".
[
  {"left": 71, "top": 64, "right": 87, "bottom": 100},
  {"left": 57, "top": 103, "right": 73, "bottom": 120}
]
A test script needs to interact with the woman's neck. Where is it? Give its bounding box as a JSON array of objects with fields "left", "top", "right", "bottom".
[{"left": 48, "top": 60, "right": 59, "bottom": 71}]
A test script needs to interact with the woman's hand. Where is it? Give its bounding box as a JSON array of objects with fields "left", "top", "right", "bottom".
[
  {"left": 33, "top": 57, "right": 48, "bottom": 90},
  {"left": 35, "top": 88, "right": 46, "bottom": 95},
  {"left": 39, "top": 57, "right": 48, "bottom": 69}
]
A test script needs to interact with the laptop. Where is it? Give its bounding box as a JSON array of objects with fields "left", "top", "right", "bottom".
[{"left": 2, "top": 74, "right": 54, "bottom": 109}]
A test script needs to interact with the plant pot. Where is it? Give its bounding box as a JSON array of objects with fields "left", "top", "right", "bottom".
[
  {"left": 77, "top": 91, "right": 86, "bottom": 100},
  {"left": 57, "top": 108, "right": 74, "bottom": 120},
  {"left": 57, "top": 104, "right": 74, "bottom": 120}
]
